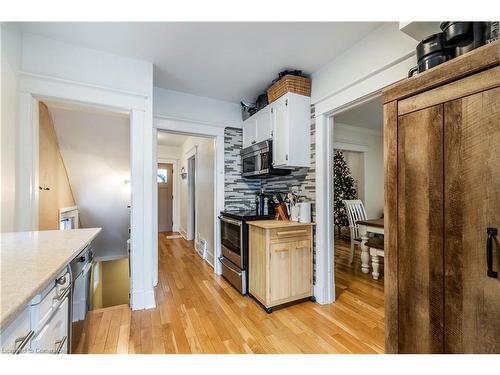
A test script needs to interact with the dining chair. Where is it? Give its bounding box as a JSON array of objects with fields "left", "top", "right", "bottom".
[{"left": 343, "top": 199, "right": 368, "bottom": 264}]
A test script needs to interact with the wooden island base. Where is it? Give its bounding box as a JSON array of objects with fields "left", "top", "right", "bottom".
[{"left": 247, "top": 220, "right": 315, "bottom": 313}]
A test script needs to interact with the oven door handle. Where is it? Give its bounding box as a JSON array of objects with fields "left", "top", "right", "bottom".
[
  {"left": 219, "top": 257, "right": 242, "bottom": 276},
  {"left": 219, "top": 216, "right": 242, "bottom": 227}
]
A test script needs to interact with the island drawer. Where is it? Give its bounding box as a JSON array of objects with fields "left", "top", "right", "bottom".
[
  {"left": 269, "top": 226, "right": 311, "bottom": 240},
  {"left": 30, "top": 267, "right": 70, "bottom": 331}
]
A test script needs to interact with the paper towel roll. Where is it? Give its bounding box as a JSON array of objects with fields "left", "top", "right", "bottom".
[{"left": 298, "top": 202, "right": 311, "bottom": 223}]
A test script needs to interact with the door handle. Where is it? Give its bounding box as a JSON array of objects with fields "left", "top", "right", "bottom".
[{"left": 487, "top": 227, "right": 498, "bottom": 278}]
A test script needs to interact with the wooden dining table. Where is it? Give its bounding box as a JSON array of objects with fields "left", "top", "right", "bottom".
[{"left": 356, "top": 218, "right": 384, "bottom": 275}]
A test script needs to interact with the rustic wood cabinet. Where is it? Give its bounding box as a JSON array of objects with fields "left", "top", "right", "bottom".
[
  {"left": 383, "top": 41, "right": 500, "bottom": 354},
  {"left": 248, "top": 221, "right": 314, "bottom": 312}
]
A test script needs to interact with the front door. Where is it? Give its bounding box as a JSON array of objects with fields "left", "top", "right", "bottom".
[{"left": 157, "top": 163, "right": 173, "bottom": 232}]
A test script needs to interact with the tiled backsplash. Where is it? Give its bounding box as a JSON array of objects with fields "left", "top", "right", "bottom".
[
  {"left": 224, "top": 127, "right": 261, "bottom": 211},
  {"left": 224, "top": 106, "right": 316, "bottom": 219}
]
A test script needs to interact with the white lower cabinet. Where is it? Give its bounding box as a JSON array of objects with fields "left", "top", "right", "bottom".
[
  {"left": 1, "top": 268, "right": 70, "bottom": 354},
  {"left": 0, "top": 307, "right": 33, "bottom": 354},
  {"left": 31, "top": 298, "right": 69, "bottom": 354}
]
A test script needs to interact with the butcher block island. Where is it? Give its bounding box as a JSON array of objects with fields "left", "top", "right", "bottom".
[{"left": 247, "top": 220, "right": 314, "bottom": 313}]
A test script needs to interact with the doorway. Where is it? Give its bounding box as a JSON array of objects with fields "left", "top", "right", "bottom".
[
  {"left": 331, "top": 96, "right": 384, "bottom": 302},
  {"left": 157, "top": 163, "right": 173, "bottom": 232},
  {"left": 38, "top": 99, "right": 132, "bottom": 312}
]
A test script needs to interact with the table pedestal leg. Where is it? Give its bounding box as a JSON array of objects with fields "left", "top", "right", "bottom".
[
  {"left": 360, "top": 234, "right": 370, "bottom": 274},
  {"left": 371, "top": 252, "right": 380, "bottom": 280}
]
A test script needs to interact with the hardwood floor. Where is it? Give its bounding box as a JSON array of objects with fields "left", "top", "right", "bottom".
[{"left": 76, "top": 234, "right": 384, "bottom": 354}]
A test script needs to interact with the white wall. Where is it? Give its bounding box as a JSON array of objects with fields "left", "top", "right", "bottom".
[
  {"left": 157, "top": 145, "right": 180, "bottom": 160},
  {"left": 1, "top": 23, "right": 22, "bottom": 232},
  {"left": 311, "top": 22, "right": 417, "bottom": 106},
  {"left": 154, "top": 87, "right": 242, "bottom": 128},
  {"left": 50, "top": 107, "right": 131, "bottom": 260},
  {"left": 179, "top": 136, "right": 215, "bottom": 264},
  {"left": 22, "top": 33, "right": 152, "bottom": 94},
  {"left": 334, "top": 123, "right": 383, "bottom": 220}
]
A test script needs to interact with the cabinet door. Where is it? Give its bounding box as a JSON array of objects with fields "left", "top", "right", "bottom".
[
  {"left": 255, "top": 108, "right": 273, "bottom": 143},
  {"left": 32, "top": 298, "right": 68, "bottom": 354},
  {"left": 0, "top": 307, "right": 31, "bottom": 354},
  {"left": 270, "top": 242, "right": 291, "bottom": 303},
  {"left": 272, "top": 98, "right": 288, "bottom": 167},
  {"left": 242, "top": 118, "right": 257, "bottom": 148},
  {"left": 290, "top": 239, "right": 312, "bottom": 297},
  {"left": 444, "top": 87, "right": 500, "bottom": 353},
  {"left": 397, "top": 104, "right": 444, "bottom": 353}
]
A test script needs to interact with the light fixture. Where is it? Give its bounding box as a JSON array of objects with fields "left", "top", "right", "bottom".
[{"left": 180, "top": 167, "right": 188, "bottom": 179}]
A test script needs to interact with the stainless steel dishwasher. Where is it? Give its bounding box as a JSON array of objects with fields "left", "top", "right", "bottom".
[{"left": 69, "top": 245, "right": 93, "bottom": 353}]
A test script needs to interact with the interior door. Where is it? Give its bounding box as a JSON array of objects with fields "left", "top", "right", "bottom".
[
  {"left": 444, "top": 87, "right": 500, "bottom": 353},
  {"left": 270, "top": 242, "right": 291, "bottom": 303},
  {"left": 397, "top": 104, "right": 444, "bottom": 353},
  {"left": 157, "top": 163, "right": 173, "bottom": 232}
]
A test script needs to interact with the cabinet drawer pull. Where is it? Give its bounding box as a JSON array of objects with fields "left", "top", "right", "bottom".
[
  {"left": 276, "top": 230, "right": 307, "bottom": 236},
  {"left": 54, "top": 286, "right": 71, "bottom": 302},
  {"left": 55, "top": 336, "right": 67, "bottom": 354},
  {"left": 13, "top": 330, "right": 34, "bottom": 354},
  {"left": 274, "top": 248, "right": 289, "bottom": 253}
]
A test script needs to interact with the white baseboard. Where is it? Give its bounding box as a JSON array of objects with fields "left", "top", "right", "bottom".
[
  {"left": 179, "top": 228, "right": 188, "bottom": 240},
  {"left": 314, "top": 284, "right": 335, "bottom": 305},
  {"left": 131, "top": 289, "right": 156, "bottom": 311},
  {"left": 205, "top": 252, "right": 215, "bottom": 267}
]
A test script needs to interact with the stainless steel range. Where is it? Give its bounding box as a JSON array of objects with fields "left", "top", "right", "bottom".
[{"left": 219, "top": 210, "right": 274, "bottom": 294}]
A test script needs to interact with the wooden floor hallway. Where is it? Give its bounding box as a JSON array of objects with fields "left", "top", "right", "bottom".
[{"left": 76, "top": 234, "right": 384, "bottom": 354}]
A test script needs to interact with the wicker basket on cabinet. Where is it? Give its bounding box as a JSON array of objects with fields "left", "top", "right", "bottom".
[{"left": 267, "top": 75, "right": 311, "bottom": 103}]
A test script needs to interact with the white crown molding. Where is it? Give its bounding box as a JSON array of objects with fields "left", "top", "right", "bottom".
[
  {"left": 19, "top": 71, "right": 149, "bottom": 98},
  {"left": 153, "top": 113, "right": 232, "bottom": 131}
]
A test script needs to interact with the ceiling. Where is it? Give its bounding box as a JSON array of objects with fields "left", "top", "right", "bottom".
[
  {"left": 17, "top": 22, "right": 383, "bottom": 102},
  {"left": 335, "top": 96, "right": 383, "bottom": 131},
  {"left": 157, "top": 131, "right": 189, "bottom": 147}
]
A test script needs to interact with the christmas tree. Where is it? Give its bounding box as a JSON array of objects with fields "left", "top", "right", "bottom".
[{"left": 333, "top": 150, "right": 357, "bottom": 238}]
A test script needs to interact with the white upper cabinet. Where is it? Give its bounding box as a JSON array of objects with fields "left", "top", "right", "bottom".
[
  {"left": 242, "top": 92, "right": 310, "bottom": 169},
  {"left": 255, "top": 107, "right": 273, "bottom": 143},
  {"left": 242, "top": 117, "right": 257, "bottom": 148},
  {"left": 242, "top": 107, "right": 273, "bottom": 148},
  {"left": 271, "top": 93, "right": 310, "bottom": 168}
]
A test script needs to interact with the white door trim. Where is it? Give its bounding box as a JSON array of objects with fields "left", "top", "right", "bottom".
[
  {"left": 185, "top": 146, "right": 198, "bottom": 242},
  {"left": 153, "top": 116, "right": 225, "bottom": 275},
  {"left": 17, "top": 72, "right": 155, "bottom": 311},
  {"left": 313, "top": 54, "right": 412, "bottom": 305}
]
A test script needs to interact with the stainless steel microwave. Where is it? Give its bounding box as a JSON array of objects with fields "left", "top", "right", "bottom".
[{"left": 241, "top": 140, "right": 291, "bottom": 178}]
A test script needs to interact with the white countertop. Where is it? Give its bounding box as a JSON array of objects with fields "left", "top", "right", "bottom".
[{"left": 0, "top": 228, "right": 101, "bottom": 330}]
